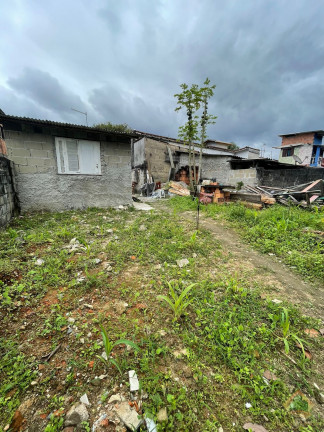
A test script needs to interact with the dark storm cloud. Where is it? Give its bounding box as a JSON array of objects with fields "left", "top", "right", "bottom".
[
  {"left": 8, "top": 68, "right": 87, "bottom": 117},
  {"left": 1, "top": 0, "right": 324, "bottom": 156}
]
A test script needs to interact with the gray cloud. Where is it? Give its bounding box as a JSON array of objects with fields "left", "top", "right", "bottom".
[{"left": 1, "top": 0, "right": 324, "bottom": 156}]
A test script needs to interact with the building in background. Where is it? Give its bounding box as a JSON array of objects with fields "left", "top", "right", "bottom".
[{"left": 277, "top": 131, "right": 324, "bottom": 167}]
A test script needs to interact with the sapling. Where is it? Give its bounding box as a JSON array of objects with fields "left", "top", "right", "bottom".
[
  {"left": 157, "top": 281, "right": 196, "bottom": 321},
  {"left": 97, "top": 325, "right": 139, "bottom": 374}
]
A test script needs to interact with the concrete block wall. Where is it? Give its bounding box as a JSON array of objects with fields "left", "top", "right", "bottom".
[
  {"left": 257, "top": 167, "right": 324, "bottom": 188},
  {"left": 0, "top": 156, "right": 19, "bottom": 227},
  {"left": 5, "top": 131, "right": 132, "bottom": 212},
  {"left": 145, "top": 138, "right": 170, "bottom": 182},
  {"left": 228, "top": 168, "right": 258, "bottom": 187}
]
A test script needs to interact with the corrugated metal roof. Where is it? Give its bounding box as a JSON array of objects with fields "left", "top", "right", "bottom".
[
  {"left": 0, "top": 114, "right": 138, "bottom": 138},
  {"left": 279, "top": 130, "right": 324, "bottom": 137}
]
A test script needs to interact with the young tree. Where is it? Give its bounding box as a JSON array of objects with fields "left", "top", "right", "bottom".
[
  {"left": 197, "top": 78, "right": 217, "bottom": 182},
  {"left": 174, "top": 83, "right": 200, "bottom": 190},
  {"left": 174, "top": 79, "right": 217, "bottom": 189}
]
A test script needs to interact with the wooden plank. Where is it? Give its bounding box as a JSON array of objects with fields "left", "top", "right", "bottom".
[{"left": 301, "top": 179, "right": 322, "bottom": 193}]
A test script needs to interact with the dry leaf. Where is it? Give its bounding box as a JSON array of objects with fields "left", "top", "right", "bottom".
[
  {"left": 304, "top": 329, "right": 319, "bottom": 338},
  {"left": 263, "top": 370, "right": 278, "bottom": 381}
]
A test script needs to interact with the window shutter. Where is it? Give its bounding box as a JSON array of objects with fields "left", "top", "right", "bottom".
[
  {"left": 55, "top": 138, "right": 65, "bottom": 173},
  {"left": 66, "top": 140, "right": 80, "bottom": 172},
  {"left": 78, "top": 140, "right": 101, "bottom": 174}
]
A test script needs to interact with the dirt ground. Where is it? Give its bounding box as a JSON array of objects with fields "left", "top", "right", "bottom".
[{"left": 152, "top": 201, "right": 324, "bottom": 321}]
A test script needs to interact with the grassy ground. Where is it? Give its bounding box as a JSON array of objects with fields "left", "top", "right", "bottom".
[
  {"left": 0, "top": 206, "right": 323, "bottom": 431},
  {"left": 168, "top": 197, "right": 324, "bottom": 282}
]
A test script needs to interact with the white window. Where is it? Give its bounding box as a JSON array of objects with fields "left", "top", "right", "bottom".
[{"left": 55, "top": 137, "right": 101, "bottom": 175}]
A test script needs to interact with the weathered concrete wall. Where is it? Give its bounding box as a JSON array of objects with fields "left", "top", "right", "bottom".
[
  {"left": 5, "top": 131, "right": 131, "bottom": 212},
  {"left": 133, "top": 138, "right": 146, "bottom": 167},
  {"left": 279, "top": 144, "right": 313, "bottom": 165},
  {"left": 144, "top": 138, "right": 170, "bottom": 182},
  {"left": 257, "top": 167, "right": 324, "bottom": 188},
  {"left": 228, "top": 167, "right": 258, "bottom": 187},
  {"left": 178, "top": 154, "right": 232, "bottom": 183},
  {"left": 0, "top": 156, "right": 19, "bottom": 227}
]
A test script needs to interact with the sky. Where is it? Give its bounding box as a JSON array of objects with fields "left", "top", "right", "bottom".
[{"left": 1, "top": 0, "right": 324, "bottom": 157}]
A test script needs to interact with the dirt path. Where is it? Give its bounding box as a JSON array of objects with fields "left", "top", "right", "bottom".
[{"left": 152, "top": 201, "right": 324, "bottom": 321}]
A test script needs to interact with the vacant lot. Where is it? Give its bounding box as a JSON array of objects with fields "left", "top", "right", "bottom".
[{"left": 0, "top": 203, "right": 323, "bottom": 431}]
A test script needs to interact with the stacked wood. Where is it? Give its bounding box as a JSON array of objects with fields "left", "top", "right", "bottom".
[{"left": 168, "top": 181, "right": 190, "bottom": 197}]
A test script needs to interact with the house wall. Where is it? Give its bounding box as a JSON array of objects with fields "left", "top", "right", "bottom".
[
  {"left": 5, "top": 131, "right": 131, "bottom": 212},
  {"left": 278, "top": 144, "right": 313, "bottom": 165},
  {"left": 0, "top": 156, "right": 19, "bottom": 227},
  {"left": 257, "top": 167, "right": 324, "bottom": 188},
  {"left": 144, "top": 138, "right": 170, "bottom": 182}
]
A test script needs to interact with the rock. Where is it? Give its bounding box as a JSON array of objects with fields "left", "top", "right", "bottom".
[
  {"left": 313, "top": 383, "right": 324, "bottom": 404},
  {"left": 108, "top": 394, "right": 126, "bottom": 404},
  {"left": 18, "top": 397, "right": 36, "bottom": 416},
  {"left": 30, "top": 380, "right": 38, "bottom": 386},
  {"left": 245, "top": 402, "right": 252, "bottom": 408},
  {"left": 173, "top": 348, "right": 189, "bottom": 358},
  {"left": 80, "top": 393, "right": 90, "bottom": 406},
  {"left": 35, "top": 258, "right": 44, "bottom": 266},
  {"left": 91, "top": 378, "right": 101, "bottom": 387},
  {"left": 94, "top": 258, "right": 101, "bottom": 264},
  {"left": 114, "top": 301, "right": 128, "bottom": 315},
  {"left": 157, "top": 407, "right": 168, "bottom": 423},
  {"left": 68, "top": 317, "right": 75, "bottom": 324},
  {"left": 64, "top": 403, "right": 89, "bottom": 427},
  {"left": 99, "top": 374, "right": 107, "bottom": 380},
  {"left": 176, "top": 258, "right": 189, "bottom": 268},
  {"left": 129, "top": 370, "right": 139, "bottom": 392},
  {"left": 114, "top": 401, "right": 142, "bottom": 430},
  {"left": 271, "top": 299, "right": 282, "bottom": 304},
  {"left": 243, "top": 424, "right": 268, "bottom": 432}
]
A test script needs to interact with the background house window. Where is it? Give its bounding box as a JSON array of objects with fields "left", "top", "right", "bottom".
[
  {"left": 55, "top": 138, "right": 101, "bottom": 174},
  {"left": 282, "top": 147, "right": 294, "bottom": 157}
]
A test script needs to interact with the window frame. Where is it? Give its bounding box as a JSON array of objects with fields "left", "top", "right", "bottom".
[
  {"left": 55, "top": 137, "right": 101, "bottom": 175},
  {"left": 282, "top": 147, "right": 294, "bottom": 157}
]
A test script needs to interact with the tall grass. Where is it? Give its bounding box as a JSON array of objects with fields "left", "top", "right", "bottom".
[{"left": 169, "top": 197, "right": 324, "bottom": 281}]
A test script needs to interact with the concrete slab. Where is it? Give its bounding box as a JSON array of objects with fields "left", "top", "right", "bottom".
[{"left": 133, "top": 202, "right": 154, "bottom": 211}]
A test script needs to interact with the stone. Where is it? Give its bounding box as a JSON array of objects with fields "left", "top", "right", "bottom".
[
  {"left": 67, "top": 317, "right": 75, "bottom": 324},
  {"left": 157, "top": 407, "right": 168, "bottom": 423},
  {"left": 108, "top": 394, "right": 126, "bottom": 404},
  {"left": 139, "top": 224, "right": 146, "bottom": 231},
  {"left": 245, "top": 402, "right": 252, "bottom": 408},
  {"left": 114, "top": 401, "right": 142, "bottom": 430},
  {"left": 64, "top": 403, "right": 89, "bottom": 426},
  {"left": 176, "top": 258, "right": 189, "bottom": 268},
  {"left": 35, "top": 258, "right": 44, "bottom": 266},
  {"left": 243, "top": 423, "right": 268, "bottom": 432},
  {"left": 271, "top": 299, "right": 282, "bottom": 304},
  {"left": 99, "top": 374, "right": 107, "bottom": 380},
  {"left": 114, "top": 301, "right": 128, "bottom": 315},
  {"left": 313, "top": 383, "right": 324, "bottom": 404},
  {"left": 80, "top": 393, "right": 90, "bottom": 406},
  {"left": 129, "top": 370, "right": 139, "bottom": 392}
]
